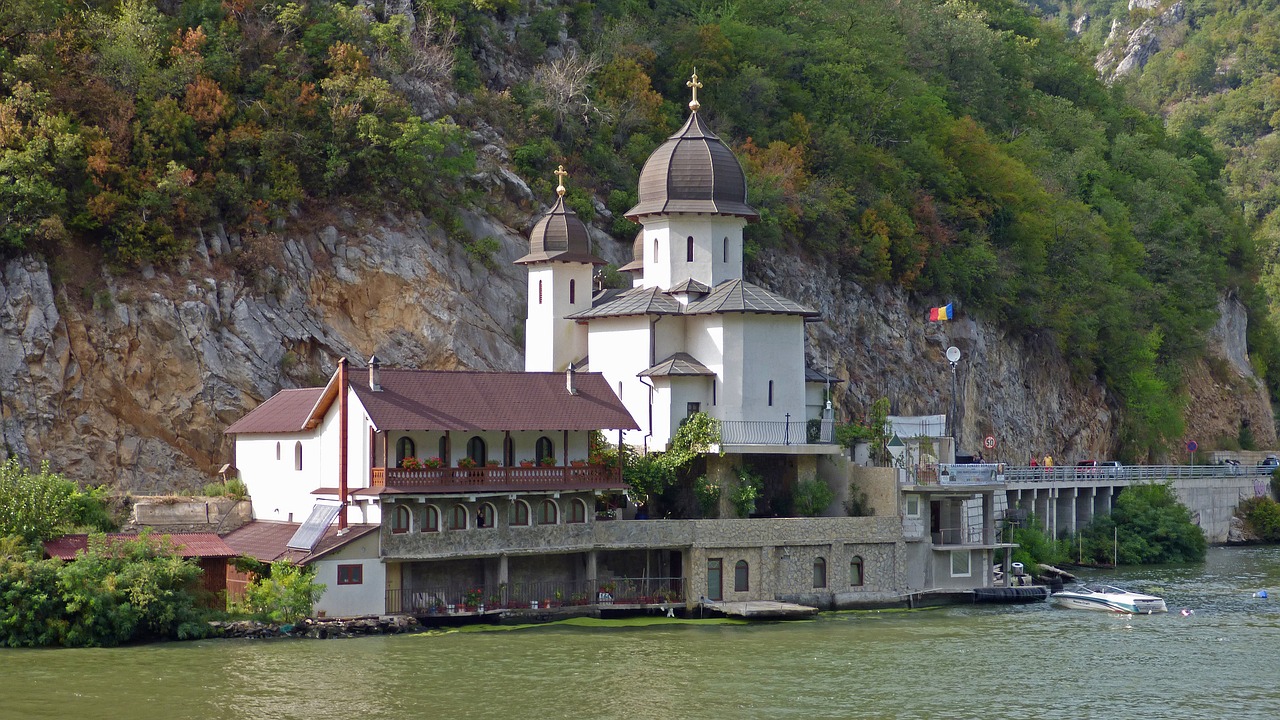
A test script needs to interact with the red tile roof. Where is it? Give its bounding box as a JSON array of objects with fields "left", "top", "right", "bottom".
[
  {"left": 224, "top": 388, "right": 326, "bottom": 434},
  {"left": 221, "top": 520, "right": 379, "bottom": 564},
  {"left": 43, "top": 533, "right": 237, "bottom": 560},
  {"left": 351, "top": 369, "right": 639, "bottom": 432}
]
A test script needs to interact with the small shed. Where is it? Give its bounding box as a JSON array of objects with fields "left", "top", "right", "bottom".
[{"left": 42, "top": 532, "right": 238, "bottom": 607}]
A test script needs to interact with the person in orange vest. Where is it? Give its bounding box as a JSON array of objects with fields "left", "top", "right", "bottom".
[{"left": 1044, "top": 454, "right": 1054, "bottom": 467}]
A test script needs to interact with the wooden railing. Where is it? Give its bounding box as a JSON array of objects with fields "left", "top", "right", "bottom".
[{"left": 371, "top": 464, "right": 623, "bottom": 492}]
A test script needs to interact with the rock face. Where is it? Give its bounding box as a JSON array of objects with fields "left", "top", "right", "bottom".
[
  {"left": 1096, "top": 1, "right": 1187, "bottom": 82},
  {"left": 0, "top": 207, "right": 1271, "bottom": 492}
]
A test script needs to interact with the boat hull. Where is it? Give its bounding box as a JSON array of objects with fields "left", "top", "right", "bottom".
[{"left": 1051, "top": 590, "right": 1167, "bottom": 614}]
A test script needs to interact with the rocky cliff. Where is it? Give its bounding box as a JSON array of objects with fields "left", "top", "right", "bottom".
[{"left": 1, "top": 207, "right": 1273, "bottom": 493}]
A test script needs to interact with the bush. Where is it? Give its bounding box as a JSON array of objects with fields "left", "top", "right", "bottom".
[
  {"left": 693, "top": 475, "right": 720, "bottom": 517},
  {"left": 238, "top": 561, "right": 326, "bottom": 624},
  {"left": 792, "top": 477, "right": 834, "bottom": 517},
  {"left": 731, "top": 467, "right": 763, "bottom": 518},
  {"left": 1239, "top": 496, "right": 1280, "bottom": 541}
]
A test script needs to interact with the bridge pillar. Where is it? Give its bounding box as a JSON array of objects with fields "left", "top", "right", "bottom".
[
  {"left": 1094, "top": 486, "right": 1113, "bottom": 516},
  {"left": 1075, "top": 487, "right": 1095, "bottom": 529},
  {"left": 1034, "top": 489, "right": 1051, "bottom": 534},
  {"left": 1056, "top": 489, "right": 1075, "bottom": 537}
]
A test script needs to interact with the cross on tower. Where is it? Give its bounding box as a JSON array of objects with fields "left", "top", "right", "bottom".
[
  {"left": 554, "top": 164, "right": 569, "bottom": 197},
  {"left": 687, "top": 69, "right": 703, "bottom": 112}
]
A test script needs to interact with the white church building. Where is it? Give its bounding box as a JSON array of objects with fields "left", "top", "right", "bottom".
[{"left": 519, "top": 75, "right": 842, "bottom": 512}]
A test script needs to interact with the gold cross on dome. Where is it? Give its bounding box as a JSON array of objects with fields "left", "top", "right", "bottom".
[
  {"left": 687, "top": 68, "right": 703, "bottom": 112},
  {"left": 554, "top": 164, "right": 569, "bottom": 197}
]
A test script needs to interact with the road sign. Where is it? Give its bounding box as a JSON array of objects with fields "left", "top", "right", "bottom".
[
  {"left": 983, "top": 435, "right": 996, "bottom": 450},
  {"left": 1186, "top": 440, "right": 1198, "bottom": 453}
]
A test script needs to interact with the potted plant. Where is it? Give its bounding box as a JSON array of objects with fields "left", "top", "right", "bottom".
[
  {"left": 520, "top": 459, "right": 535, "bottom": 468},
  {"left": 539, "top": 456, "right": 556, "bottom": 467},
  {"left": 401, "top": 456, "right": 422, "bottom": 470},
  {"left": 570, "top": 458, "right": 586, "bottom": 467},
  {"left": 485, "top": 460, "right": 501, "bottom": 468},
  {"left": 422, "top": 457, "right": 443, "bottom": 468},
  {"left": 463, "top": 587, "right": 483, "bottom": 610},
  {"left": 458, "top": 457, "right": 477, "bottom": 469}
]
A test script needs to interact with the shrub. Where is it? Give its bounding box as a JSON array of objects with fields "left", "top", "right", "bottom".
[
  {"left": 1239, "top": 496, "right": 1280, "bottom": 541},
  {"left": 731, "top": 467, "right": 763, "bottom": 518},
  {"left": 792, "top": 477, "right": 834, "bottom": 517},
  {"left": 693, "top": 475, "right": 720, "bottom": 517},
  {"left": 238, "top": 561, "right": 325, "bottom": 624}
]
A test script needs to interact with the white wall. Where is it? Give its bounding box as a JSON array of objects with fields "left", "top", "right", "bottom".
[
  {"left": 310, "top": 532, "right": 386, "bottom": 617},
  {"left": 587, "top": 317, "right": 653, "bottom": 448},
  {"left": 641, "top": 215, "right": 747, "bottom": 290},
  {"left": 737, "top": 314, "right": 807, "bottom": 422},
  {"left": 651, "top": 376, "right": 714, "bottom": 447},
  {"left": 237, "top": 432, "right": 322, "bottom": 523},
  {"left": 382, "top": 429, "right": 592, "bottom": 467},
  {"left": 525, "top": 262, "right": 593, "bottom": 371}
]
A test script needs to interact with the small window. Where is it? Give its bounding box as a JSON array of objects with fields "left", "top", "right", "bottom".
[
  {"left": 393, "top": 506, "right": 411, "bottom": 534},
  {"left": 950, "top": 550, "right": 971, "bottom": 577},
  {"left": 906, "top": 495, "right": 920, "bottom": 517},
  {"left": 686, "top": 402, "right": 700, "bottom": 418},
  {"left": 337, "top": 564, "right": 363, "bottom": 585},
  {"left": 813, "top": 557, "right": 827, "bottom": 589},
  {"left": 653, "top": 238, "right": 658, "bottom": 261},
  {"left": 686, "top": 235, "right": 694, "bottom": 262},
  {"left": 537, "top": 499, "right": 558, "bottom": 525},
  {"left": 538, "top": 279, "right": 543, "bottom": 304},
  {"left": 276, "top": 442, "right": 281, "bottom": 461},
  {"left": 467, "top": 436, "right": 487, "bottom": 465},
  {"left": 449, "top": 504, "right": 468, "bottom": 530},
  {"left": 569, "top": 278, "right": 576, "bottom": 304},
  {"left": 535, "top": 436, "right": 555, "bottom": 464},
  {"left": 850, "top": 556, "right": 864, "bottom": 587},
  {"left": 712, "top": 379, "right": 717, "bottom": 406},
  {"left": 477, "top": 503, "right": 496, "bottom": 529},
  {"left": 722, "top": 236, "right": 728, "bottom": 261},
  {"left": 734, "top": 560, "right": 749, "bottom": 592},
  {"left": 423, "top": 505, "right": 440, "bottom": 533},
  {"left": 568, "top": 498, "right": 587, "bottom": 523},
  {"left": 707, "top": 558, "right": 723, "bottom": 601},
  {"left": 396, "top": 437, "right": 416, "bottom": 467},
  {"left": 509, "top": 500, "right": 530, "bottom": 526},
  {"left": 294, "top": 441, "right": 303, "bottom": 471},
  {"left": 768, "top": 380, "right": 774, "bottom": 407}
]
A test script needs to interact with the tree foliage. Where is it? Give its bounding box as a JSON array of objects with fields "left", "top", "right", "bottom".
[
  {"left": 237, "top": 560, "right": 325, "bottom": 624},
  {"left": 0, "top": 459, "right": 114, "bottom": 543},
  {"left": 1078, "top": 482, "right": 1207, "bottom": 565}
]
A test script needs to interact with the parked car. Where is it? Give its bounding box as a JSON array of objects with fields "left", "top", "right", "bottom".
[
  {"left": 1099, "top": 460, "right": 1122, "bottom": 478},
  {"left": 1260, "top": 455, "right": 1279, "bottom": 471},
  {"left": 1219, "top": 458, "right": 1242, "bottom": 476}
]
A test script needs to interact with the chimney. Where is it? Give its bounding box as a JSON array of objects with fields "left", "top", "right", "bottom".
[
  {"left": 368, "top": 354, "right": 382, "bottom": 391},
  {"left": 566, "top": 362, "right": 578, "bottom": 395}
]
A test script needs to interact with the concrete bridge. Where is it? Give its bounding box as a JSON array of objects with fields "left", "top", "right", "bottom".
[{"left": 934, "top": 464, "right": 1272, "bottom": 543}]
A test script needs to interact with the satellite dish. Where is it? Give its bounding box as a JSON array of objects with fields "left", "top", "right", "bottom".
[{"left": 946, "top": 346, "right": 961, "bottom": 363}]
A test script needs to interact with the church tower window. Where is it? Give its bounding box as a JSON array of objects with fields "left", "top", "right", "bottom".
[
  {"left": 687, "top": 236, "right": 694, "bottom": 262},
  {"left": 723, "top": 236, "right": 728, "bottom": 261},
  {"left": 768, "top": 380, "right": 774, "bottom": 406},
  {"left": 653, "top": 238, "right": 658, "bottom": 261},
  {"left": 538, "top": 279, "right": 543, "bottom": 304},
  {"left": 569, "top": 279, "right": 576, "bottom": 304}
]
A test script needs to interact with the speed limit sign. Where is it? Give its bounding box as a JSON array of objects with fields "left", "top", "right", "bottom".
[{"left": 983, "top": 435, "right": 996, "bottom": 450}]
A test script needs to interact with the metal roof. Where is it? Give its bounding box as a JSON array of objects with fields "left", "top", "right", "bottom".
[
  {"left": 566, "top": 286, "right": 684, "bottom": 320},
  {"left": 224, "top": 388, "right": 326, "bottom": 434},
  {"left": 43, "top": 533, "right": 237, "bottom": 560},
  {"left": 639, "top": 352, "right": 716, "bottom": 377},
  {"left": 666, "top": 279, "right": 711, "bottom": 295},
  {"left": 569, "top": 279, "right": 817, "bottom": 320},
  {"left": 515, "top": 195, "right": 605, "bottom": 266},
  {"left": 805, "top": 367, "right": 844, "bottom": 384},
  {"left": 626, "top": 113, "right": 759, "bottom": 222},
  {"left": 222, "top": 520, "right": 380, "bottom": 564}
]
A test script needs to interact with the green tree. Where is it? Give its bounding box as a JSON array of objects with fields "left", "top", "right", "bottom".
[
  {"left": 0, "top": 459, "right": 77, "bottom": 544},
  {"left": 1079, "top": 483, "right": 1206, "bottom": 565},
  {"left": 238, "top": 560, "right": 325, "bottom": 624}
]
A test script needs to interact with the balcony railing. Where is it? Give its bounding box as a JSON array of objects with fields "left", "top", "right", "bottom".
[
  {"left": 931, "top": 526, "right": 995, "bottom": 546},
  {"left": 371, "top": 464, "right": 624, "bottom": 493},
  {"left": 385, "top": 577, "right": 687, "bottom": 614},
  {"left": 720, "top": 418, "right": 834, "bottom": 445}
]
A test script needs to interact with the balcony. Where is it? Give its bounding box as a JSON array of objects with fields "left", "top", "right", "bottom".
[
  {"left": 719, "top": 418, "right": 834, "bottom": 446},
  {"left": 370, "top": 464, "right": 625, "bottom": 495}
]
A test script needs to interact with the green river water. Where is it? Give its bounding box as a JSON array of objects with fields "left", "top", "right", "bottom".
[{"left": 6, "top": 546, "right": 1280, "bottom": 719}]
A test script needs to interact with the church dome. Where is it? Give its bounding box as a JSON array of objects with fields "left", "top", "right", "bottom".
[
  {"left": 515, "top": 190, "right": 604, "bottom": 266},
  {"left": 618, "top": 231, "right": 644, "bottom": 273},
  {"left": 625, "top": 112, "right": 758, "bottom": 222}
]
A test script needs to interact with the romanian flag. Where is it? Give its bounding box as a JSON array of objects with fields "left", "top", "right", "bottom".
[{"left": 928, "top": 303, "right": 953, "bottom": 322}]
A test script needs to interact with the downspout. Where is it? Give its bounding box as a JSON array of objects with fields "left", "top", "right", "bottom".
[
  {"left": 641, "top": 315, "right": 662, "bottom": 455},
  {"left": 338, "top": 357, "right": 349, "bottom": 530},
  {"left": 639, "top": 376, "right": 654, "bottom": 455}
]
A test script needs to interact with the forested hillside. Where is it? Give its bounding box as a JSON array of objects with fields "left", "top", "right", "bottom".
[{"left": 1, "top": 0, "right": 1275, "bottom": 459}]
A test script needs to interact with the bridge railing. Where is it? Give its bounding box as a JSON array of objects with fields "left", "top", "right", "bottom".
[{"left": 993, "top": 464, "right": 1269, "bottom": 484}]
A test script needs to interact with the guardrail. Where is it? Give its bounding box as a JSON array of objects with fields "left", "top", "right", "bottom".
[
  {"left": 924, "top": 463, "right": 1274, "bottom": 486},
  {"left": 720, "top": 418, "right": 834, "bottom": 445}
]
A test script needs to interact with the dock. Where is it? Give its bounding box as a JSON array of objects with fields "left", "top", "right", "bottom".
[{"left": 702, "top": 600, "right": 819, "bottom": 619}]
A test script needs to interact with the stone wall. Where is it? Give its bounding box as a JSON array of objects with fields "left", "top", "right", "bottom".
[
  {"left": 127, "top": 497, "right": 251, "bottom": 534},
  {"left": 1171, "top": 475, "right": 1268, "bottom": 543}
]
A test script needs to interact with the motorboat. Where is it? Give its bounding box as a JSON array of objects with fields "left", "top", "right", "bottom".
[{"left": 1050, "top": 583, "right": 1168, "bottom": 614}]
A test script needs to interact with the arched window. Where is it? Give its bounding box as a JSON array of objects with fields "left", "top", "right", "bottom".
[
  {"left": 467, "top": 436, "right": 487, "bottom": 465},
  {"left": 653, "top": 238, "right": 658, "bottom": 261},
  {"left": 538, "top": 279, "right": 543, "bottom": 304},
  {"left": 734, "top": 560, "right": 749, "bottom": 592},
  {"left": 850, "top": 556, "right": 864, "bottom": 587},
  {"left": 396, "top": 437, "right": 415, "bottom": 467},
  {"left": 438, "top": 436, "right": 447, "bottom": 462},
  {"left": 813, "top": 557, "right": 827, "bottom": 589},
  {"left": 477, "top": 503, "right": 496, "bottom": 529},
  {"left": 294, "top": 441, "right": 303, "bottom": 471},
  {"left": 722, "top": 236, "right": 728, "bottom": 261},
  {"left": 423, "top": 505, "right": 440, "bottom": 533},
  {"left": 686, "top": 235, "right": 694, "bottom": 262},
  {"left": 276, "top": 442, "right": 281, "bottom": 461},
  {"left": 568, "top": 498, "right": 587, "bottom": 524},
  {"left": 393, "top": 506, "right": 411, "bottom": 534},
  {"left": 449, "top": 504, "right": 468, "bottom": 530},
  {"left": 537, "top": 499, "right": 558, "bottom": 525},
  {"left": 569, "top": 278, "right": 576, "bottom": 304},
  {"left": 535, "top": 436, "right": 555, "bottom": 464},
  {"left": 509, "top": 500, "right": 530, "bottom": 526},
  {"left": 768, "top": 380, "right": 774, "bottom": 407},
  {"left": 504, "top": 436, "right": 515, "bottom": 467}
]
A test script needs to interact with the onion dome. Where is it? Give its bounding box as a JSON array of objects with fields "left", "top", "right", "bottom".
[
  {"left": 515, "top": 165, "right": 605, "bottom": 265},
  {"left": 625, "top": 71, "right": 758, "bottom": 222},
  {"left": 618, "top": 231, "right": 645, "bottom": 273}
]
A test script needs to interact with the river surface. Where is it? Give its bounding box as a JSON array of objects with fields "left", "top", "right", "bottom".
[{"left": 6, "top": 546, "right": 1280, "bottom": 719}]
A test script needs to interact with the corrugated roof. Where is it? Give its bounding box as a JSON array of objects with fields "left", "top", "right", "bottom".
[
  {"left": 43, "top": 533, "right": 237, "bottom": 560},
  {"left": 222, "top": 520, "right": 380, "bottom": 565},
  {"left": 568, "top": 279, "right": 818, "bottom": 320},
  {"left": 224, "top": 388, "right": 326, "bottom": 434},
  {"left": 639, "top": 352, "right": 716, "bottom": 377},
  {"left": 350, "top": 370, "right": 639, "bottom": 432}
]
